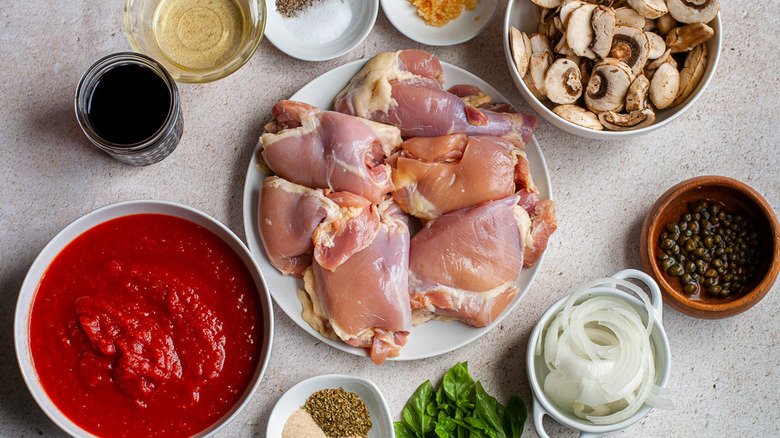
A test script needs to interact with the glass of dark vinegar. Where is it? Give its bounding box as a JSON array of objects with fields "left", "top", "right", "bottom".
[{"left": 75, "top": 53, "right": 183, "bottom": 166}]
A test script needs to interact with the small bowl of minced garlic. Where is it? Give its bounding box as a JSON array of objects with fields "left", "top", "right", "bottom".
[{"left": 267, "top": 374, "right": 393, "bottom": 438}]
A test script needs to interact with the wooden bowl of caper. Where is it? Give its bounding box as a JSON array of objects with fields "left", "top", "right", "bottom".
[{"left": 640, "top": 176, "right": 780, "bottom": 319}]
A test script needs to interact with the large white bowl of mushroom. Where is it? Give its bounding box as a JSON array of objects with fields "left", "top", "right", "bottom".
[{"left": 503, "top": 0, "right": 721, "bottom": 139}]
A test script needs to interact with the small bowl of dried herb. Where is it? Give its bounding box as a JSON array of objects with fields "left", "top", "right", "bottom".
[{"left": 267, "top": 374, "right": 393, "bottom": 438}]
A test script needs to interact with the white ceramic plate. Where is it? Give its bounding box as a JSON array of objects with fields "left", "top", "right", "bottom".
[
  {"left": 14, "top": 200, "right": 274, "bottom": 438},
  {"left": 503, "top": 0, "right": 722, "bottom": 140},
  {"left": 264, "top": 0, "right": 378, "bottom": 61},
  {"left": 266, "top": 375, "right": 393, "bottom": 438},
  {"left": 381, "top": 0, "right": 499, "bottom": 46},
  {"left": 242, "top": 59, "right": 552, "bottom": 361}
]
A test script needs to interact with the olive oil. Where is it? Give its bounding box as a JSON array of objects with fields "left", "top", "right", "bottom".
[
  {"left": 87, "top": 64, "right": 171, "bottom": 145},
  {"left": 153, "top": 0, "right": 246, "bottom": 70}
]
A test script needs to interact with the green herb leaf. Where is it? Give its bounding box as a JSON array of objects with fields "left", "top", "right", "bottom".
[
  {"left": 443, "top": 362, "right": 474, "bottom": 405},
  {"left": 504, "top": 396, "right": 527, "bottom": 438},
  {"left": 403, "top": 380, "right": 436, "bottom": 435},
  {"left": 474, "top": 381, "right": 507, "bottom": 438},
  {"left": 434, "top": 414, "right": 457, "bottom": 437},
  {"left": 394, "top": 421, "right": 420, "bottom": 438},
  {"left": 464, "top": 417, "right": 500, "bottom": 438}
]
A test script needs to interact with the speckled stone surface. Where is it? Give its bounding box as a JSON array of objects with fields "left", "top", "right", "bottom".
[{"left": 1, "top": 1, "right": 778, "bottom": 437}]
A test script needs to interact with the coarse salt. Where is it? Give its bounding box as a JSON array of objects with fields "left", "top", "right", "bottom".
[{"left": 282, "top": 0, "right": 353, "bottom": 45}]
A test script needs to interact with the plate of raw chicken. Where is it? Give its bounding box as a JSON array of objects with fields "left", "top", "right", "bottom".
[{"left": 243, "top": 50, "right": 556, "bottom": 364}]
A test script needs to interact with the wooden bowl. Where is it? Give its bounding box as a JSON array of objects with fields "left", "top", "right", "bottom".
[{"left": 640, "top": 176, "right": 780, "bottom": 319}]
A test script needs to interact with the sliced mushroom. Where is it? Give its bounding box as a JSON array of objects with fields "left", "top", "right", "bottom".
[
  {"left": 545, "top": 58, "right": 584, "bottom": 104},
  {"left": 590, "top": 6, "right": 616, "bottom": 59},
  {"left": 626, "top": 74, "right": 650, "bottom": 111},
  {"left": 614, "top": 7, "right": 645, "bottom": 28},
  {"left": 567, "top": 4, "right": 599, "bottom": 59},
  {"left": 657, "top": 14, "right": 677, "bottom": 36},
  {"left": 555, "top": 35, "right": 578, "bottom": 56},
  {"left": 666, "top": 23, "right": 714, "bottom": 53},
  {"left": 609, "top": 25, "right": 650, "bottom": 76},
  {"left": 599, "top": 108, "right": 656, "bottom": 130},
  {"left": 523, "top": 72, "right": 547, "bottom": 102},
  {"left": 510, "top": 27, "right": 533, "bottom": 78},
  {"left": 667, "top": 0, "right": 720, "bottom": 24},
  {"left": 646, "top": 31, "right": 666, "bottom": 58},
  {"left": 579, "top": 57, "right": 594, "bottom": 89},
  {"left": 627, "top": 0, "right": 667, "bottom": 19},
  {"left": 530, "top": 34, "right": 554, "bottom": 97},
  {"left": 553, "top": 104, "right": 604, "bottom": 130},
  {"left": 646, "top": 48, "right": 676, "bottom": 71},
  {"left": 560, "top": 0, "right": 587, "bottom": 26},
  {"left": 531, "top": 0, "right": 564, "bottom": 8},
  {"left": 649, "top": 63, "right": 680, "bottom": 109},
  {"left": 585, "top": 58, "right": 634, "bottom": 113},
  {"left": 672, "top": 43, "right": 708, "bottom": 106}
]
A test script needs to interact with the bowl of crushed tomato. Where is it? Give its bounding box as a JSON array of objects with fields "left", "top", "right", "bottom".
[{"left": 15, "top": 200, "right": 274, "bottom": 438}]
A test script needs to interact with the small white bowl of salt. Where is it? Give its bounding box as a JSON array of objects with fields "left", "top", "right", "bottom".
[
  {"left": 264, "top": 0, "right": 378, "bottom": 61},
  {"left": 267, "top": 374, "right": 394, "bottom": 438}
]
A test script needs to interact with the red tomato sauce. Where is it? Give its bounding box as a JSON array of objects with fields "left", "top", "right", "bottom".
[{"left": 30, "top": 214, "right": 263, "bottom": 437}]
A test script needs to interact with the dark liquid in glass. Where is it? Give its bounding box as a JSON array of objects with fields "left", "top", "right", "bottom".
[{"left": 87, "top": 64, "right": 171, "bottom": 145}]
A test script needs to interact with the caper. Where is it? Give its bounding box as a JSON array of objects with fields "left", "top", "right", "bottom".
[
  {"left": 666, "top": 222, "right": 679, "bottom": 233},
  {"left": 669, "top": 265, "right": 684, "bottom": 276},
  {"left": 685, "top": 240, "right": 696, "bottom": 252},
  {"left": 709, "top": 204, "right": 721, "bottom": 215},
  {"left": 672, "top": 244, "right": 680, "bottom": 255},
  {"left": 661, "top": 258, "right": 675, "bottom": 271},
  {"left": 705, "top": 268, "right": 718, "bottom": 278},
  {"left": 717, "top": 210, "right": 726, "bottom": 220},
  {"left": 722, "top": 273, "right": 733, "bottom": 282},
  {"left": 704, "top": 236, "right": 714, "bottom": 248},
  {"left": 707, "top": 285, "right": 722, "bottom": 295},
  {"left": 683, "top": 283, "right": 697, "bottom": 294},
  {"left": 682, "top": 274, "right": 693, "bottom": 284},
  {"left": 684, "top": 261, "right": 696, "bottom": 273},
  {"left": 702, "top": 211, "right": 710, "bottom": 221},
  {"left": 661, "top": 239, "right": 674, "bottom": 250},
  {"left": 703, "top": 278, "right": 713, "bottom": 287},
  {"left": 712, "top": 259, "right": 723, "bottom": 268},
  {"left": 717, "top": 266, "right": 726, "bottom": 275},
  {"left": 694, "top": 247, "right": 706, "bottom": 257},
  {"left": 682, "top": 213, "right": 692, "bottom": 222}
]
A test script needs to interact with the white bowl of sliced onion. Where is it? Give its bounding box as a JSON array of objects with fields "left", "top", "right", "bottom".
[{"left": 527, "top": 269, "right": 672, "bottom": 437}]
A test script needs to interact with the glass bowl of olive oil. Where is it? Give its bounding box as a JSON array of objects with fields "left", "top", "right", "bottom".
[{"left": 125, "top": 0, "right": 265, "bottom": 83}]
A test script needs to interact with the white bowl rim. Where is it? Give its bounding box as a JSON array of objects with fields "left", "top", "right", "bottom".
[
  {"left": 14, "top": 199, "right": 274, "bottom": 438},
  {"left": 525, "top": 269, "right": 672, "bottom": 436},
  {"left": 503, "top": 0, "right": 723, "bottom": 139}
]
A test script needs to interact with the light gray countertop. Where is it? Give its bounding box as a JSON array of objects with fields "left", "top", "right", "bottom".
[{"left": 1, "top": 1, "right": 778, "bottom": 437}]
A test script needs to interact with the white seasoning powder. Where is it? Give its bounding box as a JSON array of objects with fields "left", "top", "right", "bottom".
[
  {"left": 282, "top": 408, "right": 327, "bottom": 438},
  {"left": 283, "top": 0, "right": 353, "bottom": 45}
]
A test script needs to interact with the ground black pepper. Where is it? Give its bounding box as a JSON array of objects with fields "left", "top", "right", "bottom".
[
  {"left": 303, "top": 388, "right": 372, "bottom": 438},
  {"left": 276, "top": 0, "right": 324, "bottom": 17}
]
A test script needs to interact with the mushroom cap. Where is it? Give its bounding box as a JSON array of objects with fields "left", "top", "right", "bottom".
[
  {"left": 649, "top": 63, "right": 680, "bottom": 109},
  {"left": 614, "top": 7, "right": 646, "bottom": 28},
  {"left": 626, "top": 74, "right": 650, "bottom": 111},
  {"left": 672, "top": 43, "right": 708, "bottom": 106},
  {"left": 667, "top": 0, "right": 720, "bottom": 24},
  {"left": 510, "top": 27, "right": 533, "bottom": 78},
  {"left": 553, "top": 104, "right": 604, "bottom": 130},
  {"left": 566, "top": 4, "right": 598, "bottom": 59},
  {"left": 657, "top": 13, "right": 677, "bottom": 36},
  {"left": 560, "top": 0, "right": 587, "bottom": 27},
  {"left": 646, "top": 31, "right": 666, "bottom": 59},
  {"left": 609, "top": 25, "right": 650, "bottom": 76},
  {"left": 589, "top": 6, "right": 617, "bottom": 59},
  {"left": 627, "top": 0, "right": 668, "bottom": 19},
  {"left": 545, "top": 58, "right": 584, "bottom": 104},
  {"left": 598, "top": 108, "right": 656, "bottom": 130},
  {"left": 529, "top": 34, "right": 554, "bottom": 96},
  {"left": 666, "top": 23, "right": 715, "bottom": 53},
  {"left": 585, "top": 58, "right": 635, "bottom": 113}
]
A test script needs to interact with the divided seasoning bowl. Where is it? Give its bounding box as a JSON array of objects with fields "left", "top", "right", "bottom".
[{"left": 641, "top": 176, "right": 780, "bottom": 319}]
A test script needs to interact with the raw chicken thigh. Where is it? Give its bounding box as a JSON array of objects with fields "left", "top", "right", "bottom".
[
  {"left": 257, "top": 176, "right": 338, "bottom": 277},
  {"left": 392, "top": 134, "right": 519, "bottom": 220},
  {"left": 333, "top": 50, "right": 538, "bottom": 147},
  {"left": 408, "top": 195, "right": 554, "bottom": 327},
  {"left": 301, "top": 201, "right": 412, "bottom": 365},
  {"left": 261, "top": 100, "right": 402, "bottom": 204}
]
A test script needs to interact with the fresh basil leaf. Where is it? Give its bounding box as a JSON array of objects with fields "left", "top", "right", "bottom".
[
  {"left": 403, "top": 380, "right": 436, "bottom": 435},
  {"left": 503, "top": 396, "right": 527, "bottom": 438},
  {"left": 464, "top": 417, "right": 499, "bottom": 438},
  {"left": 394, "top": 421, "right": 420, "bottom": 438},
  {"left": 443, "top": 362, "right": 474, "bottom": 404},
  {"left": 448, "top": 417, "right": 488, "bottom": 438},
  {"left": 435, "top": 414, "right": 457, "bottom": 437},
  {"left": 474, "top": 381, "right": 507, "bottom": 438}
]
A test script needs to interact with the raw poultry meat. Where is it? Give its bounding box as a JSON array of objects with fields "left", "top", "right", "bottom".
[
  {"left": 257, "top": 176, "right": 338, "bottom": 277},
  {"left": 333, "top": 50, "right": 538, "bottom": 147},
  {"left": 261, "top": 100, "right": 402, "bottom": 204},
  {"left": 392, "top": 134, "right": 520, "bottom": 220},
  {"left": 408, "top": 195, "right": 555, "bottom": 327},
  {"left": 301, "top": 201, "right": 412, "bottom": 365}
]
